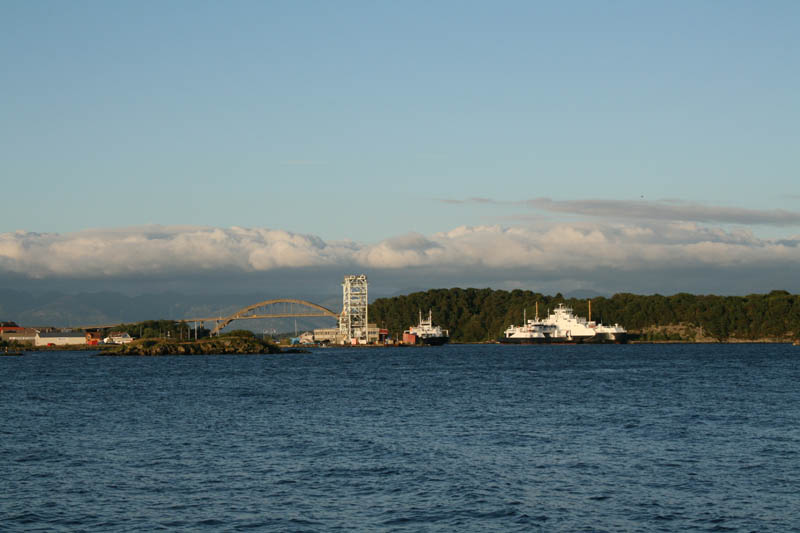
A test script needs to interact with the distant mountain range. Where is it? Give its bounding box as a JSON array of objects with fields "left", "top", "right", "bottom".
[
  {"left": 0, "top": 289, "right": 342, "bottom": 328},
  {"left": 0, "top": 287, "right": 608, "bottom": 329}
]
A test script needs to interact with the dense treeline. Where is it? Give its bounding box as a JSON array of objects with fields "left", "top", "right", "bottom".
[{"left": 368, "top": 289, "right": 800, "bottom": 342}]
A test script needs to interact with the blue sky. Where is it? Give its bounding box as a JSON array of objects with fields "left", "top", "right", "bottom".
[{"left": 1, "top": 1, "right": 799, "bottom": 297}]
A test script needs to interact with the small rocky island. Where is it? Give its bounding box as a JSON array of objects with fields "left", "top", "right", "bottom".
[{"left": 102, "top": 334, "right": 286, "bottom": 356}]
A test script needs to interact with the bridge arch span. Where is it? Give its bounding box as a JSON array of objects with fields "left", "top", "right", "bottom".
[{"left": 211, "top": 298, "right": 339, "bottom": 335}]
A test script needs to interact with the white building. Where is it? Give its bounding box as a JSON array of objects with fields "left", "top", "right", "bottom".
[
  {"left": 311, "top": 328, "right": 339, "bottom": 344},
  {"left": 298, "top": 331, "right": 315, "bottom": 344},
  {"left": 35, "top": 331, "right": 87, "bottom": 347},
  {"left": 311, "top": 324, "right": 383, "bottom": 344}
]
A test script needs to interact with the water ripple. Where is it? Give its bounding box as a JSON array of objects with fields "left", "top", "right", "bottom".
[{"left": 2, "top": 344, "right": 800, "bottom": 531}]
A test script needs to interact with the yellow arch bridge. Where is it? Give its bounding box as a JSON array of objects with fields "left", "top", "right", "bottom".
[
  {"left": 75, "top": 299, "right": 339, "bottom": 335},
  {"left": 194, "top": 299, "right": 339, "bottom": 336}
]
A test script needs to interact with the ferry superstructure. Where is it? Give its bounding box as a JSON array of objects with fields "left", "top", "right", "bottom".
[
  {"left": 404, "top": 309, "right": 450, "bottom": 345},
  {"left": 502, "top": 307, "right": 554, "bottom": 342},
  {"left": 501, "top": 302, "right": 627, "bottom": 344}
]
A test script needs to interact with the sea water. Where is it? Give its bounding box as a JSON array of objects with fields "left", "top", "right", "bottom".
[{"left": 2, "top": 344, "right": 799, "bottom": 531}]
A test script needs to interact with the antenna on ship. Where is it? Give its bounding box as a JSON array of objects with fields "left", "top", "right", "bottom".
[
  {"left": 588, "top": 300, "right": 592, "bottom": 322},
  {"left": 535, "top": 301, "right": 539, "bottom": 321}
]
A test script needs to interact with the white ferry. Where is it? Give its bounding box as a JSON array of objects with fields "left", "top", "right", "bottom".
[
  {"left": 501, "top": 307, "right": 554, "bottom": 342},
  {"left": 501, "top": 302, "right": 627, "bottom": 344},
  {"left": 404, "top": 309, "right": 450, "bottom": 346}
]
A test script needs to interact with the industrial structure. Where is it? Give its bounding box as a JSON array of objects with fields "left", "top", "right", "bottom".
[{"left": 338, "top": 274, "right": 369, "bottom": 343}]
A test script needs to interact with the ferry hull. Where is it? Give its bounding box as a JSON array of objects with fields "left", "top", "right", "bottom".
[
  {"left": 499, "top": 337, "right": 550, "bottom": 344},
  {"left": 500, "top": 333, "right": 627, "bottom": 344},
  {"left": 420, "top": 336, "right": 449, "bottom": 346},
  {"left": 597, "top": 332, "right": 628, "bottom": 344},
  {"left": 499, "top": 336, "right": 593, "bottom": 344}
]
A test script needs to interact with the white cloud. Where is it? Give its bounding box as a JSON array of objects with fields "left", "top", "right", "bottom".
[{"left": 1, "top": 223, "right": 799, "bottom": 284}]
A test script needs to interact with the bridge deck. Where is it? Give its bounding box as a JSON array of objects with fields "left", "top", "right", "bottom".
[{"left": 70, "top": 299, "right": 340, "bottom": 333}]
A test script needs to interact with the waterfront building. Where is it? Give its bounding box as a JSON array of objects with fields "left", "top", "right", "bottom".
[
  {"left": 1, "top": 327, "right": 37, "bottom": 343},
  {"left": 35, "top": 331, "right": 88, "bottom": 347},
  {"left": 312, "top": 324, "right": 385, "bottom": 344}
]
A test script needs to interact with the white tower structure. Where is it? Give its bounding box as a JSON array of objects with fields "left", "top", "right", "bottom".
[{"left": 339, "top": 274, "right": 368, "bottom": 343}]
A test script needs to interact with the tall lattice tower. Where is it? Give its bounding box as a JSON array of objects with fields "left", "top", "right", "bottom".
[{"left": 339, "top": 274, "right": 368, "bottom": 342}]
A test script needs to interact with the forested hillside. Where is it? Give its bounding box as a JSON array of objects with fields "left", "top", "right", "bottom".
[{"left": 369, "top": 289, "right": 800, "bottom": 342}]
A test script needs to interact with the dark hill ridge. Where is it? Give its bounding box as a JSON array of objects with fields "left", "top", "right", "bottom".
[
  {"left": 368, "top": 289, "right": 800, "bottom": 343},
  {"left": 0, "top": 288, "right": 340, "bottom": 329}
]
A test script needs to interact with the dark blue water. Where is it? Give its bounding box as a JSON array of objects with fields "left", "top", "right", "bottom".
[{"left": 2, "top": 344, "right": 800, "bottom": 531}]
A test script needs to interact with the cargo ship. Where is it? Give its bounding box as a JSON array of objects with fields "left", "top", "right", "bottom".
[
  {"left": 403, "top": 310, "right": 450, "bottom": 345},
  {"left": 501, "top": 302, "right": 627, "bottom": 344}
]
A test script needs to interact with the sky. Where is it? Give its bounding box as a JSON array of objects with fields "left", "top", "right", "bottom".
[{"left": 2, "top": 1, "right": 799, "bottom": 300}]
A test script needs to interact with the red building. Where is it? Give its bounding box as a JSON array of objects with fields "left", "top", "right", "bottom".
[
  {"left": 85, "top": 332, "right": 103, "bottom": 346},
  {"left": 0, "top": 321, "right": 24, "bottom": 334}
]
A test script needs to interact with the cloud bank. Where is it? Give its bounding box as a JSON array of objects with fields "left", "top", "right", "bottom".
[
  {"left": 1, "top": 223, "right": 799, "bottom": 296},
  {"left": 443, "top": 197, "right": 800, "bottom": 226}
]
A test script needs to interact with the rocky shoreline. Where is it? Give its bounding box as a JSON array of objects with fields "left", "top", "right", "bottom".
[
  {"left": 100, "top": 337, "right": 287, "bottom": 356},
  {"left": 3, "top": 338, "right": 797, "bottom": 355}
]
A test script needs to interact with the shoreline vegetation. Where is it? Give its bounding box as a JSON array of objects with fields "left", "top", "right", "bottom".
[
  {"left": 370, "top": 288, "right": 800, "bottom": 343},
  {"left": 2, "top": 290, "right": 799, "bottom": 352},
  {"left": 1, "top": 331, "right": 308, "bottom": 356}
]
